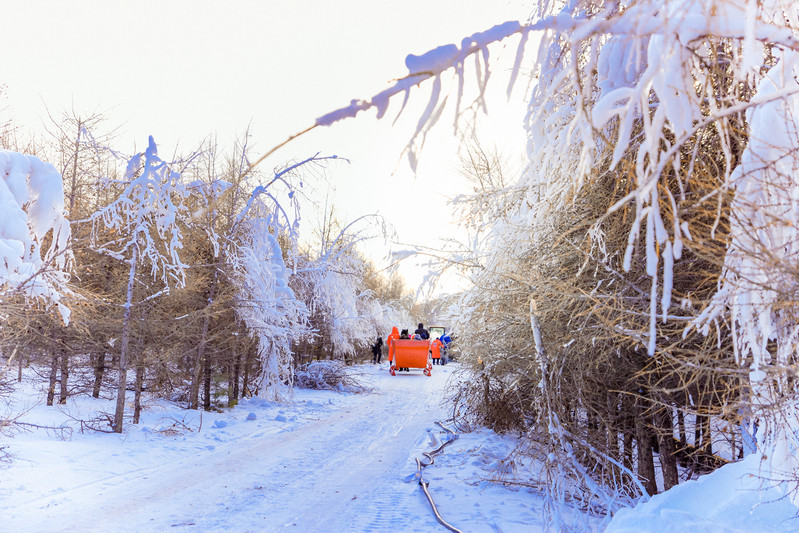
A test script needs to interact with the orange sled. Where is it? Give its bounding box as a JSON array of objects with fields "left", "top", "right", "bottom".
[{"left": 390, "top": 339, "right": 432, "bottom": 376}]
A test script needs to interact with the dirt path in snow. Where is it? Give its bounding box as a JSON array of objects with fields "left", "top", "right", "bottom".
[{"left": 5, "top": 365, "right": 455, "bottom": 532}]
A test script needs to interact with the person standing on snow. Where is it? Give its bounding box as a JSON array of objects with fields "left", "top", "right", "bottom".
[
  {"left": 372, "top": 335, "right": 383, "bottom": 364},
  {"left": 414, "top": 323, "right": 429, "bottom": 340},
  {"left": 440, "top": 333, "right": 452, "bottom": 364},
  {"left": 431, "top": 337, "right": 443, "bottom": 365},
  {"left": 387, "top": 327, "right": 400, "bottom": 365}
]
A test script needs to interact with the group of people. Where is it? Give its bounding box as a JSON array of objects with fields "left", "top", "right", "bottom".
[{"left": 371, "top": 323, "right": 451, "bottom": 365}]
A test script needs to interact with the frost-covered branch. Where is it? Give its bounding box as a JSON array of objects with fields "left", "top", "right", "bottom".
[{"left": 233, "top": 153, "right": 343, "bottom": 233}]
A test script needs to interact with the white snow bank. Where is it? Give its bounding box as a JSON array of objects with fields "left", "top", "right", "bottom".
[{"left": 607, "top": 453, "right": 799, "bottom": 533}]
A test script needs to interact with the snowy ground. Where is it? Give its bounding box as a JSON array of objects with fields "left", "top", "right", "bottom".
[
  {"left": 605, "top": 452, "right": 799, "bottom": 533},
  {"left": 3, "top": 361, "right": 799, "bottom": 533},
  {"left": 0, "top": 362, "right": 542, "bottom": 533}
]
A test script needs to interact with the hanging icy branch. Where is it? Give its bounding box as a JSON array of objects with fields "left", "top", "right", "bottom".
[
  {"left": 246, "top": 20, "right": 534, "bottom": 172},
  {"left": 315, "top": 21, "right": 525, "bottom": 128},
  {"left": 317, "top": 21, "right": 527, "bottom": 170},
  {"left": 246, "top": 1, "right": 799, "bottom": 175},
  {"left": 523, "top": 0, "right": 799, "bottom": 356}
]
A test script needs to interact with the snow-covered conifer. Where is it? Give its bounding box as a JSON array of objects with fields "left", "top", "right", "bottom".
[{"left": 90, "top": 136, "right": 191, "bottom": 432}]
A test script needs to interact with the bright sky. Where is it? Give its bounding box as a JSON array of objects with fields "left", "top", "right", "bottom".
[{"left": 0, "top": 0, "right": 532, "bottom": 295}]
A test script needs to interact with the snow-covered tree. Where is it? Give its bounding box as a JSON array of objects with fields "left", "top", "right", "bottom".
[
  {"left": 291, "top": 213, "right": 406, "bottom": 363},
  {"left": 453, "top": 0, "right": 799, "bottom": 524},
  {"left": 232, "top": 217, "right": 309, "bottom": 401},
  {"left": 91, "top": 136, "right": 190, "bottom": 432},
  {"left": 225, "top": 154, "right": 338, "bottom": 399}
]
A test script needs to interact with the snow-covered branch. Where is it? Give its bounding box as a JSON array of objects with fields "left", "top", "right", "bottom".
[{"left": 0, "top": 150, "right": 72, "bottom": 322}]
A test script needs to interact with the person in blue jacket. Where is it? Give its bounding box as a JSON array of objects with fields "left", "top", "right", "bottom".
[{"left": 440, "top": 333, "right": 452, "bottom": 364}]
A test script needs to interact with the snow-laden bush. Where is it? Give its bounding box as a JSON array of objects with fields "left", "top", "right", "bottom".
[{"left": 294, "top": 360, "right": 368, "bottom": 393}]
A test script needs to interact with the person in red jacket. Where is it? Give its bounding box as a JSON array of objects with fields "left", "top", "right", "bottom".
[
  {"left": 387, "top": 326, "right": 400, "bottom": 364},
  {"left": 431, "top": 337, "right": 443, "bottom": 365}
]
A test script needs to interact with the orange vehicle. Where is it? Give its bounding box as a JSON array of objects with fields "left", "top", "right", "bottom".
[{"left": 389, "top": 339, "right": 432, "bottom": 376}]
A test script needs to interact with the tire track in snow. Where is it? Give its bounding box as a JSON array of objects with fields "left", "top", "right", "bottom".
[{"left": 271, "top": 372, "right": 447, "bottom": 532}]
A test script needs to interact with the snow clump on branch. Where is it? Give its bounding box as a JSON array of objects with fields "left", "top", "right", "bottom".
[{"left": 0, "top": 150, "right": 71, "bottom": 322}]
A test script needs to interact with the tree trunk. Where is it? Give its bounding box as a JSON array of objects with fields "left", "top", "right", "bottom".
[
  {"left": 114, "top": 247, "right": 138, "bottom": 433},
  {"left": 189, "top": 356, "right": 202, "bottom": 409},
  {"left": 133, "top": 308, "right": 147, "bottom": 424},
  {"left": 623, "top": 429, "right": 634, "bottom": 472},
  {"left": 677, "top": 408, "right": 687, "bottom": 448},
  {"left": 228, "top": 351, "right": 236, "bottom": 408},
  {"left": 68, "top": 119, "right": 82, "bottom": 215},
  {"left": 92, "top": 352, "right": 105, "bottom": 399},
  {"left": 133, "top": 364, "right": 145, "bottom": 424},
  {"left": 242, "top": 345, "right": 254, "bottom": 397},
  {"left": 479, "top": 361, "right": 490, "bottom": 414},
  {"left": 192, "top": 271, "right": 216, "bottom": 410},
  {"left": 58, "top": 348, "right": 69, "bottom": 404},
  {"left": 203, "top": 349, "right": 212, "bottom": 411},
  {"left": 636, "top": 421, "right": 657, "bottom": 495},
  {"left": 233, "top": 351, "right": 241, "bottom": 402},
  {"left": 607, "top": 395, "right": 620, "bottom": 459},
  {"left": 46, "top": 351, "right": 58, "bottom": 406},
  {"left": 700, "top": 414, "right": 713, "bottom": 456},
  {"left": 657, "top": 409, "right": 679, "bottom": 490},
  {"left": 622, "top": 398, "right": 635, "bottom": 472},
  {"left": 695, "top": 414, "right": 702, "bottom": 448}
]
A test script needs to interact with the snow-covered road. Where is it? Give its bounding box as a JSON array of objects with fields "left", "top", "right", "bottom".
[
  {"left": 3, "top": 363, "right": 544, "bottom": 532},
  {"left": 5, "top": 364, "right": 799, "bottom": 533}
]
